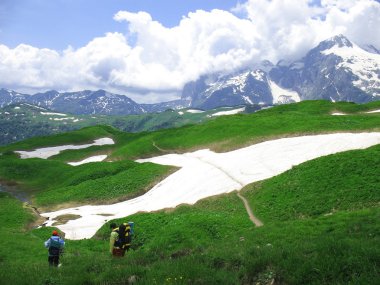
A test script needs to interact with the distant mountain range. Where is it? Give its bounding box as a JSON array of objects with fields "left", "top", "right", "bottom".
[
  {"left": 181, "top": 35, "right": 380, "bottom": 109},
  {"left": 0, "top": 89, "right": 145, "bottom": 115},
  {"left": 1, "top": 35, "right": 379, "bottom": 115}
]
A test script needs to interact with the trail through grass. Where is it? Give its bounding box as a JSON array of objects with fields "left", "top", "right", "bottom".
[{"left": 237, "top": 192, "right": 263, "bottom": 227}]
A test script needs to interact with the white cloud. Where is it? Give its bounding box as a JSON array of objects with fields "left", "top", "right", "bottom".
[
  {"left": 0, "top": 0, "right": 379, "bottom": 103},
  {"left": 240, "top": 0, "right": 380, "bottom": 61}
]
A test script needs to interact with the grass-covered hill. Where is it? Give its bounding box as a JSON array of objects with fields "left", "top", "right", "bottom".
[
  {"left": 0, "top": 102, "right": 258, "bottom": 146},
  {"left": 0, "top": 100, "right": 379, "bottom": 284}
]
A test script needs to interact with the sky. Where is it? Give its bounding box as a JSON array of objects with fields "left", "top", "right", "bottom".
[{"left": 0, "top": 0, "right": 379, "bottom": 103}]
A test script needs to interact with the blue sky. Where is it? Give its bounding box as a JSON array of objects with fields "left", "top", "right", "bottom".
[
  {"left": 1, "top": 0, "right": 240, "bottom": 50},
  {"left": 0, "top": 0, "right": 379, "bottom": 102}
]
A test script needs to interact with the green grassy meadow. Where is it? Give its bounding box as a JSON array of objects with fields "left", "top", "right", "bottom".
[{"left": 0, "top": 100, "right": 379, "bottom": 284}]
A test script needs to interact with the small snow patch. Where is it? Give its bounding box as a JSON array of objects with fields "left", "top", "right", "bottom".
[
  {"left": 186, "top": 109, "right": 204, "bottom": 114},
  {"left": 211, "top": 107, "right": 245, "bottom": 117},
  {"left": 68, "top": 155, "right": 108, "bottom": 166},
  {"left": 331, "top": 112, "right": 347, "bottom": 116},
  {"left": 40, "top": 112, "right": 67, "bottom": 116},
  {"left": 16, "top": 138, "right": 114, "bottom": 159},
  {"left": 366, "top": 109, "right": 380, "bottom": 114},
  {"left": 51, "top": 117, "right": 75, "bottom": 121}
]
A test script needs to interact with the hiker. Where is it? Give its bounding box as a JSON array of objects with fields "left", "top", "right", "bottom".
[
  {"left": 109, "top": 222, "right": 133, "bottom": 257},
  {"left": 44, "top": 230, "right": 65, "bottom": 267}
]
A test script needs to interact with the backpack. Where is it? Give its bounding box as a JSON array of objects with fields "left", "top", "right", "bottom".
[
  {"left": 114, "top": 223, "right": 132, "bottom": 249},
  {"left": 48, "top": 237, "right": 62, "bottom": 256}
]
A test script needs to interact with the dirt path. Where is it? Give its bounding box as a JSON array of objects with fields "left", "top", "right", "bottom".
[
  {"left": 236, "top": 192, "right": 263, "bottom": 227},
  {"left": 152, "top": 141, "right": 169, "bottom": 153},
  {"left": 195, "top": 157, "right": 264, "bottom": 227}
]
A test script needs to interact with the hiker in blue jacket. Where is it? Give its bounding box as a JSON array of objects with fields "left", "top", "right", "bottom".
[{"left": 44, "top": 230, "right": 65, "bottom": 266}]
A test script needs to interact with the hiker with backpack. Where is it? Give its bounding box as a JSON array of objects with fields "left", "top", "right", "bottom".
[
  {"left": 109, "top": 222, "right": 133, "bottom": 257},
  {"left": 44, "top": 230, "right": 65, "bottom": 267}
]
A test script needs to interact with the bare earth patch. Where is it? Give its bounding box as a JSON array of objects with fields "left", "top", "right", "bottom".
[{"left": 52, "top": 214, "right": 82, "bottom": 226}]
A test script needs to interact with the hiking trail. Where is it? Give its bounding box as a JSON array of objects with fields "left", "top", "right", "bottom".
[
  {"left": 236, "top": 192, "right": 263, "bottom": 227},
  {"left": 152, "top": 141, "right": 169, "bottom": 153},
  {"left": 196, "top": 156, "right": 264, "bottom": 227}
]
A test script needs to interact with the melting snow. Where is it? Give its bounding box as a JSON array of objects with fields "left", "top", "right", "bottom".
[
  {"left": 49, "top": 117, "right": 75, "bottom": 121},
  {"left": 186, "top": 109, "right": 204, "bottom": 114},
  {"left": 40, "top": 133, "right": 380, "bottom": 240},
  {"left": 211, "top": 107, "right": 245, "bottom": 117},
  {"left": 15, "top": 138, "right": 114, "bottom": 159},
  {"left": 68, "top": 155, "right": 108, "bottom": 166},
  {"left": 366, "top": 109, "right": 380, "bottom": 114},
  {"left": 40, "top": 112, "right": 67, "bottom": 116}
]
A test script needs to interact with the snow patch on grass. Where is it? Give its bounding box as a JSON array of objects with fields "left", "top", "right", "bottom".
[
  {"left": 211, "top": 107, "right": 245, "bottom": 117},
  {"left": 40, "top": 112, "right": 67, "bottom": 116},
  {"left": 15, "top": 138, "right": 114, "bottom": 159},
  {"left": 366, "top": 109, "right": 380, "bottom": 114},
  {"left": 186, "top": 109, "right": 204, "bottom": 114},
  {"left": 41, "top": 133, "right": 380, "bottom": 240},
  {"left": 68, "top": 155, "right": 108, "bottom": 166}
]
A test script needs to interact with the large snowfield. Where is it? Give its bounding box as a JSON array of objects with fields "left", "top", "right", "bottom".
[{"left": 38, "top": 132, "right": 380, "bottom": 240}]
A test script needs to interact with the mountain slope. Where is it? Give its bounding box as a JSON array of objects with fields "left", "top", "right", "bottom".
[
  {"left": 270, "top": 34, "right": 380, "bottom": 103},
  {"left": 0, "top": 89, "right": 28, "bottom": 108},
  {"left": 29, "top": 89, "right": 146, "bottom": 115},
  {"left": 181, "top": 69, "right": 300, "bottom": 109},
  {"left": 183, "top": 35, "right": 380, "bottom": 109}
]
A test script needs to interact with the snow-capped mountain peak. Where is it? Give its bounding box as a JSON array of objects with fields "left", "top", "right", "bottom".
[
  {"left": 318, "top": 34, "right": 354, "bottom": 51},
  {"left": 321, "top": 39, "right": 380, "bottom": 97}
]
